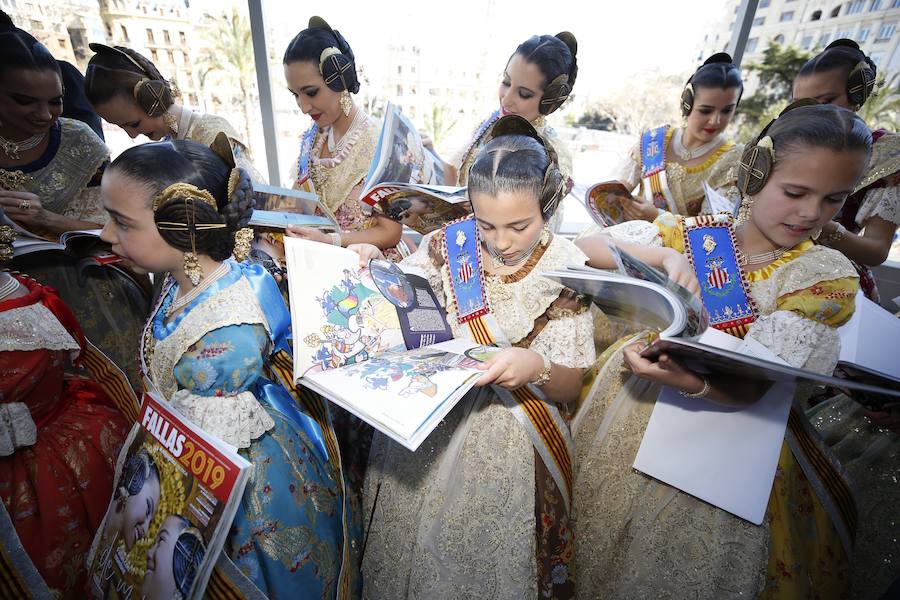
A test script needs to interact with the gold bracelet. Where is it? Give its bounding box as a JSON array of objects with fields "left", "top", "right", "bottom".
[
  {"left": 530, "top": 352, "right": 552, "bottom": 386},
  {"left": 679, "top": 377, "right": 710, "bottom": 398}
]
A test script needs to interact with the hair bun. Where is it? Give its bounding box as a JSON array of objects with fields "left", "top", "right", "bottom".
[
  {"left": 222, "top": 167, "right": 255, "bottom": 231},
  {"left": 555, "top": 31, "right": 577, "bottom": 57},
  {"left": 703, "top": 52, "right": 734, "bottom": 66},
  {"left": 0, "top": 9, "right": 15, "bottom": 30}
]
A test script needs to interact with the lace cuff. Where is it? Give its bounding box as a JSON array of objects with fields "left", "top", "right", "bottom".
[
  {"left": 0, "top": 403, "right": 37, "bottom": 457},
  {"left": 170, "top": 389, "right": 275, "bottom": 449},
  {"left": 855, "top": 185, "right": 900, "bottom": 227},
  {"left": 602, "top": 220, "right": 664, "bottom": 247},
  {"left": 528, "top": 310, "right": 596, "bottom": 369},
  {"left": 745, "top": 310, "right": 841, "bottom": 375}
]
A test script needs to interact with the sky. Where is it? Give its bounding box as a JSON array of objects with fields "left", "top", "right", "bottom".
[{"left": 235, "top": 0, "right": 731, "bottom": 102}]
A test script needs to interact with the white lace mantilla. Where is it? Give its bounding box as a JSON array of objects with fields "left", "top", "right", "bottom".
[
  {"left": 748, "top": 245, "right": 857, "bottom": 316},
  {"left": 169, "top": 389, "right": 274, "bottom": 449},
  {"left": 855, "top": 185, "right": 900, "bottom": 227},
  {"left": 147, "top": 276, "right": 271, "bottom": 399},
  {"left": 0, "top": 302, "right": 80, "bottom": 353}
]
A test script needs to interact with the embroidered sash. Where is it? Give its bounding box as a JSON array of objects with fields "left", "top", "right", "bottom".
[
  {"left": 640, "top": 125, "right": 676, "bottom": 213},
  {"left": 440, "top": 216, "right": 575, "bottom": 509},
  {"left": 682, "top": 214, "right": 758, "bottom": 338}
]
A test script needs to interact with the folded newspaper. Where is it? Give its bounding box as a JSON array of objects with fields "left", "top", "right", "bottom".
[
  {"left": 87, "top": 394, "right": 252, "bottom": 599},
  {"left": 283, "top": 236, "right": 484, "bottom": 450}
]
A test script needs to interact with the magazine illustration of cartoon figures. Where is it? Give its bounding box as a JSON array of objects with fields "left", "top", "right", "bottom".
[
  {"left": 340, "top": 346, "right": 480, "bottom": 399},
  {"left": 302, "top": 267, "right": 405, "bottom": 376}
]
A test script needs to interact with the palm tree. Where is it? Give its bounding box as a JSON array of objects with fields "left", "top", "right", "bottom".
[
  {"left": 423, "top": 104, "right": 458, "bottom": 147},
  {"left": 199, "top": 9, "right": 256, "bottom": 144},
  {"left": 859, "top": 72, "right": 900, "bottom": 132}
]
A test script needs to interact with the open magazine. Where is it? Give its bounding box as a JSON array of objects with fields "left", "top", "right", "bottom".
[
  {"left": 248, "top": 183, "right": 338, "bottom": 230},
  {"left": 6, "top": 223, "right": 125, "bottom": 267},
  {"left": 546, "top": 245, "right": 900, "bottom": 403},
  {"left": 86, "top": 394, "right": 252, "bottom": 600},
  {"left": 283, "top": 236, "right": 484, "bottom": 450},
  {"left": 358, "top": 102, "right": 466, "bottom": 232},
  {"left": 584, "top": 181, "right": 632, "bottom": 226},
  {"left": 367, "top": 183, "right": 469, "bottom": 234}
]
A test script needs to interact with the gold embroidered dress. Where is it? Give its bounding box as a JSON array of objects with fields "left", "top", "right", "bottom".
[
  {"left": 617, "top": 126, "right": 743, "bottom": 217},
  {"left": 294, "top": 113, "right": 404, "bottom": 260},
  {"left": 362, "top": 233, "right": 595, "bottom": 599},
  {"left": 176, "top": 110, "right": 266, "bottom": 183},
  {"left": 572, "top": 214, "right": 859, "bottom": 599}
]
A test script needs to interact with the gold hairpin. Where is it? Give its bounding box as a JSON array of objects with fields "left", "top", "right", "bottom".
[{"left": 152, "top": 182, "right": 218, "bottom": 212}]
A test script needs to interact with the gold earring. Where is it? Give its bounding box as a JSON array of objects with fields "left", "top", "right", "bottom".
[
  {"left": 163, "top": 111, "right": 178, "bottom": 136},
  {"left": 540, "top": 224, "right": 551, "bottom": 245},
  {"left": 533, "top": 114, "right": 547, "bottom": 129},
  {"left": 233, "top": 227, "right": 253, "bottom": 262},
  {"left": 339, "top": 90, "right": 352, "bottom": 117},
  {"left": 183, "top": 251, "right": 203, "bottom": 286},
  {"left": 736, "top": 196, "right": 753, "bottom": 224}
]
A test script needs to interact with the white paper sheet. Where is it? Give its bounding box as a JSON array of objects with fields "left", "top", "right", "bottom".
[{"left": 633, "top": 346, "right": 795, "bottom": 524}]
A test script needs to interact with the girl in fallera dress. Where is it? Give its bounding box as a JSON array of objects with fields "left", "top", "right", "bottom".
[
  {"left": 84, "top": 43, "right": 262, "bottom": 181},
  {"left": 351, "top": 115, "right": 594, "bottom": 599},
  {"left": 572, "top": 102, "right": 870, "bottom": 599},
  {"left": 98, "top": 139, "right": 359, "bottom": 598},
  {"left": 611, "top": 53, "right": 745, "bottom": 223},
  {"left": 280, "top": 16, "right": 406, "bottom": 260},
  {"left": 793, "top": 38, "right": 900, "bottom": 599}
]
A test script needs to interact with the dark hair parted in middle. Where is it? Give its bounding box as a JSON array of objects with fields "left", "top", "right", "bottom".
[
  {"left": 283, "top": 16, "right": 360, "bottom": 94},
  {"left": 108, "top": 140, "right": 254, "bottom": 260},
  {"left": 513, "top": 32, "right": 578, "bottom": 115},
  {"left": 767, "top": 102, "right": 872, "bottom": 163},
  {"left": 468, "top": 120, "right": 566, "bottom": 219}
]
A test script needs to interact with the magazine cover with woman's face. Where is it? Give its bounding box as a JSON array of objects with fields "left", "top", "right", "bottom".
[{"left": 86, "top": 395, "right": 251, "bottom": 599}]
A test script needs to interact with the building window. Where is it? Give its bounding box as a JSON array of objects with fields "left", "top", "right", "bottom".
[
  {"left": 871, "top": 0, "right": 882, "bottom": 9},
  {"left": 774, "top": 33, "right": 785, "bottom": 43},
  {"left": 847, "top": 0, "right": 866, "bottom": 14},
  {"left": 120, "top": 25, "right": 129, "bottom": 42},
  {"left": 812, "top": 9, "right": 822, "bottom": 19},
  {"left": 819, "top": 32, "right": 832, "bottom": 45},
  {"left": 780, "top": 11, "right": 794, "bottom": 21},
  {"left": 397, "top": 65, "right": 402, "bottom": 75},
  {"left": 892, "top": 0, "right": 900, "bottom": 8},
  {"left": 396, "top": 85, "right": 402, "bottom": 96},
  {"left": 870, "top": 51, "right": 885, "bottom": 65},
  {"left": 835, "top": 29, "right": 851, "bottom": 38},
  {"left": 746, "top": 37, "right": 759, "bottom": 53},
  {"left": 759, "top": 0, "right": 770, "bottom": 7},
  {"left": 150, "top": 48, "right": 158, "bottom": 62},
  {"left": 146, "top": 28, "right": 154, "bottom": 43},
  {"left": 801, "top": 34, "right": 814, "bottom": 48},
  {"left": 163, "top": 30, "right": 171, "bottom": 44},
  {"left": 877, "top": 23, "right": 896, "bottom": 38},
  {"left": 179, "top": 31, "right": 186, "bottom": 45},
  {"left": 831, "top": 5, "right": 842, "bottom": 16},
  {"left": 753, "top": 16, "right": 765, "bottom": 26},
  {"left": 859, "top": 27, "right": 871, "bottom": 41},
  {"left": 167, "top": 50, "right": 174, "bottom": 63}
]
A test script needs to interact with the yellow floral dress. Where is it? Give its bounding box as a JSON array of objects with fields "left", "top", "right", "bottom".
[{"left": 572, "top": 214, "right": 859, "bottom": 599}]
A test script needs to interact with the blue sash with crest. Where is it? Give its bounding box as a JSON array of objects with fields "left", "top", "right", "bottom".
[
  {"left": 640, "top": 125, "right": 676, "bottom": 212},
  {"left": 682, "top": 214, "right": 758, "bottom": 337},
  {"left": 441, "top": 216, "right": 490, "bottom": 323}
]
